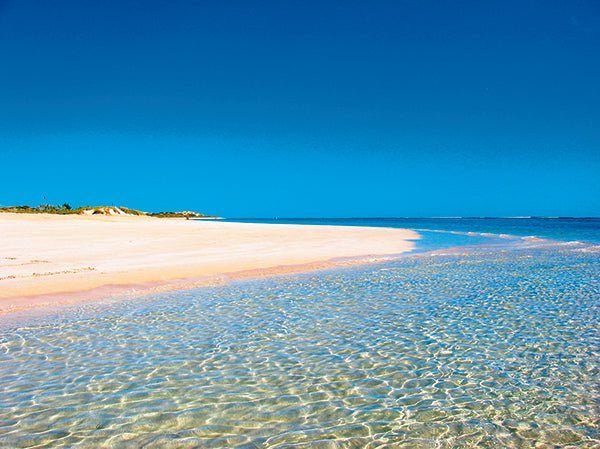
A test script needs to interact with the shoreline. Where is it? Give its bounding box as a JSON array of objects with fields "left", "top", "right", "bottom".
[
  {"left": 0, "top": 213, "right": 419, "bottom": 315},
  {"left": 0, "top": 254, "right": 401, "bottom": 316}
]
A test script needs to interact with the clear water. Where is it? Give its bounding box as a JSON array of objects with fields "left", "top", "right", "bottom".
[{"left": 1, "top": 220, "right": 599, "bottom": 448}]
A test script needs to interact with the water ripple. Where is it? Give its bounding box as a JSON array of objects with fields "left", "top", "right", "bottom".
[{"left": 1, "top": 246, "right": 599, "bottom": 448}]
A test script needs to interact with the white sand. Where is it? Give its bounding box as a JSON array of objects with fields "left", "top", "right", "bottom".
[{"left": 0, "top": 213, "right": 419, "bottom": 314}]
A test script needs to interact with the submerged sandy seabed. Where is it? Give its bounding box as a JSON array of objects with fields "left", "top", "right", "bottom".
[{"left": 0, "top": 214, "right": 419, "bottom": 314}]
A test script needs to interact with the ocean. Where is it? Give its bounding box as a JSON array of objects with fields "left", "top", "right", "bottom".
[{"left": 1, "top": 218, "right": 598, "bottom": 448}]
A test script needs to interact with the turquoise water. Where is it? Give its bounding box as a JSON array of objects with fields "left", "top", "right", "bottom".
[{"left": 1, "top": 220, "right": 599, "bottom": 448}]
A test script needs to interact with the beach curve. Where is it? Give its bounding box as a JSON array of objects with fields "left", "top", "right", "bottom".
[{"left": 0, "top": 213, "right": 419, "bottom": 314}]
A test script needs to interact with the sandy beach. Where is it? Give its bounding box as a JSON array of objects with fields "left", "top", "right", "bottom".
[{"left": 0, "top": 214, "right": 418, "bottom": 314}]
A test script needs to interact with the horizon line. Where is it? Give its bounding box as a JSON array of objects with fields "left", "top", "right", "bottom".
[{"left": 220, "top": 216, "right": 600, "bottom": 220}]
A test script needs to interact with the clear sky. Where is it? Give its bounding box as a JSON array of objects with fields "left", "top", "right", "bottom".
[{"left": 1, "top": 0, "right": 599, "bottom": 217}]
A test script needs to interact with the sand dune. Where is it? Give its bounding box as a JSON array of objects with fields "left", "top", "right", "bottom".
[{"left": 0, "top": 213, "right": 418, "bottom": 314}]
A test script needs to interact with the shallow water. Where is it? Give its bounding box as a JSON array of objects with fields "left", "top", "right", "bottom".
[{"left": 1, "top": 231, "right": 599, "bottom": 448}]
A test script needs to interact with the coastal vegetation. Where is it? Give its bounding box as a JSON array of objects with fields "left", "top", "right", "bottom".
[
  {"left": 0, "top": 204, "right": 217, "bottom": 218},
  {"left": 147, "top": 211, "right": 212, "bottom": 218}
]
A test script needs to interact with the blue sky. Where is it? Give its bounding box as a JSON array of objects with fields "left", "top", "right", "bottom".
[{"left": 1, "top": 0, "right": 599, "bottom": 217}]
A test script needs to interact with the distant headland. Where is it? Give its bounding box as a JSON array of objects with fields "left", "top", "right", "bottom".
[{"left": 0, "top": 203, "right": 220, "bottom": 219}]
